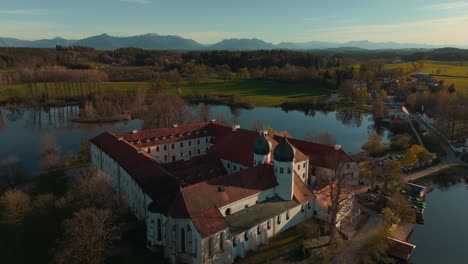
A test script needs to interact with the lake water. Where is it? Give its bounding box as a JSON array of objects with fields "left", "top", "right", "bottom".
[
  {"left": 0, "top": 105, "right": 388, "bottom": 177},
  {"left": 409, "top": 175, "right": 468, "bottom": 264}
]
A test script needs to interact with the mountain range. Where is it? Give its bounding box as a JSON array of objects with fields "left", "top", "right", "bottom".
[{"left": 0, "top": 33, "right": 459, "bottom": 50}]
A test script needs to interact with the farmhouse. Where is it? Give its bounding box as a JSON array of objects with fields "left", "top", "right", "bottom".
[{"left": 90, "top": 121, "right": 359, "bottom": 263}]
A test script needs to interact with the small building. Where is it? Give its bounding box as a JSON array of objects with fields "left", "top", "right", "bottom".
[{"left": 387, "top": 237, "right": 416, "bottom": 263}]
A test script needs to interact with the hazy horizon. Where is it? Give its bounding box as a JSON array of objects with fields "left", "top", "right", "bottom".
[{"left": 1, "top": 0, "right": 468, "bottom": 46}]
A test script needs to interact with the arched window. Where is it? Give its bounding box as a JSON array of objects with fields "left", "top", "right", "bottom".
[
  {"left": 257, "top": 225, "right": 261, "bottom": 234},
  {"left": 181, "top": 228, "right": 186, "bottom": 253},
  {"left": 157, "top": 219, "right": 162, "bottom": 241},
  {"left": 277, "top": 215, "right": 281, "bottom": 224},
  {"left": 220, "top": 232, "right": 224, "bottom": 252},
  {"left": 156, "top": 146, "right": 160, "bottom": 151},
  {"left": 244, "top": 231, "right": 249, "bottom": 241},
  {"left": 232, "top": 237, "right": 237, "bottom": 247},
  {"left": 267, "top": 220, "right": 271, "bottom": 230},
  {"left": 225, "top": 208, "right": 231, "bottom": 215},
  {"left": 187, "top": 225, "right": 192, "bottom": 253},
  {"left": 286, "top": 211, "right": 290, "bottom": 220},
  {"left": 208, "top": 237, "right": 213, "bottom": 257}
]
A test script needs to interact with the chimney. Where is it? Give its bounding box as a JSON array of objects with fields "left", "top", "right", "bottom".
[
  {"left": 173, "top": 124, "right": 178, "bottom": 128},
  {"left": 334, "top": 144, "right": 341, "bottom": 151},
  {"left": 117, "top": 137, "right": 123, "bottom": 141},
  {"left": 132, "top": 130, "right": 138, "bottom": 134},
  {"left": 260, "top": 130, "right": 268, "bottom": 136},
  {"left": 210, "top": 119, "right": 217, "bottom": 123},
  {"left": 137, "top": 149, "right": 143, "bottom": 154},
  {"left": 232, "top": 124, "right": 240, "bottom": 132}
]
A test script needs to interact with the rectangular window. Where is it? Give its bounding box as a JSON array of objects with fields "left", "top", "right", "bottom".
[
  {"left": 280, "top": 167, "right": 284, "bottom": 173},
  {"left": 189, "top": 151, "right": 192, "bottom": 156},
  {"left": 180, "top": 152, "right": 183, "bottom": 157},
  {"left": 171, "top": 144, "right": 174, "bottom": 149},
  {"left": 189, "top": 141, "right": 192, "bottom": 146},
  {"left": 180, "top": 142, "right": 183, "bottom": 147},
  {"left": 205, "top": 137, "right": 208, "bottom": 143},
  {"left": 156, "top": 146, "right": 160, "bottom": 151},
  {"left": 197, "top": 149, "right": 200, "bottom": 155},
  {"left": 197, "top": 139, "right": 200, "bottom": 145},
  {"left": 164, "top": 145, "right": 167, "bottom": 150},
  {"left": 227, "top": 163, "right": 230, "bottom": 168},
  {"left": 303, "top": 163, "right": 306, "bottom": 169},
  {"left": 297, "top": 165, "right": 300, "bottom": 170},
  {"left": 164, "top": 155, "right": 167, "bottom": 161}
]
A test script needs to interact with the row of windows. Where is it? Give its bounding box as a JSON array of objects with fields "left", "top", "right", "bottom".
[{"left": 148, "top": 137, "right": 210, "bottom": 153}]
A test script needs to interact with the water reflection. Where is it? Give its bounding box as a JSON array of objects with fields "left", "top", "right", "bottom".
[{"left": 335, "top": 109, "right": 363, "bottom": 127}]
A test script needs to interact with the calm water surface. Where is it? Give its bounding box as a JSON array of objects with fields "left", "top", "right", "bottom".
[
  {"left": 409, "top": 176, "right": 468, "bottom": 264},
  {"left": 0, "top": 105, "right": 388, "bottom": 176}
]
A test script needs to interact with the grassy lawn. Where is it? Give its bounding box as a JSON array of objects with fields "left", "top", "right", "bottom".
[
  {"left": 243, "top": 227, "right": 304, "bottom": 264},
  {"left": 0, "top": 79, "right": 331, "bottom": 107}
]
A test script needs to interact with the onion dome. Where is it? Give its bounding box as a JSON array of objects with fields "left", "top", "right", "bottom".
[
  {"left": 273, "top": 137, "right": 295, "bottom": 162},
  {"left": 253, "top": 132, "right": 272, "bottom": 155}
]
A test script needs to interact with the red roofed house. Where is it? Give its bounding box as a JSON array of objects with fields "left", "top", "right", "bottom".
[{"left": 90, "top": 121, "right": 358, "bottom": 263}]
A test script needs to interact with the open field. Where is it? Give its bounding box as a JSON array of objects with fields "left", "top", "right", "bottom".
[
  {"left": 418, "top": 61, "right": 468, "bottom": 77},
  {"left": 0, "top": 78, "right": 331, "bottom": 107}
]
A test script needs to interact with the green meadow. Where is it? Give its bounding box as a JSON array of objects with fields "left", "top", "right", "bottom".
[{"left": 0, "top": 78, "right": 331, "bottom": 107}]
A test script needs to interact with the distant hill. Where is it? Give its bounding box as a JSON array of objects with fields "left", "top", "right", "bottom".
[
  {"left": 0, "top": 33, "right": 465, "bottom": 50},
  {"left": 207, "top": 38, "right": 275, "bottom": 50},
  {"left": 74, "top": 33, "right": 205, "bottom": 50}
]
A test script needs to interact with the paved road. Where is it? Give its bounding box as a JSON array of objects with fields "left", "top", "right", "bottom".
[{"left": 405, "top": 114, "right": 425, "bottom": 148}]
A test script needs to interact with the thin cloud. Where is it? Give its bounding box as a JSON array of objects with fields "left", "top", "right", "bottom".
[
  {"left": 427, "top": 1, "right": 468, "bottom": 10},
  {"left": 0, "top": 9, "right": 46, "bottom": 15},
  {"left": 119, "top": 0, "right": 152, "bottom": 4}
]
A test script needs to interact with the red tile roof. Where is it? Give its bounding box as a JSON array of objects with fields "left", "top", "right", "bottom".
[
  {"left": 169, "top": 163, "right": 278, "bottom": 237},
  {"left": 387, "top": 237, "right": 416, "bottom": 261},
  {"left": 278, "top": 137, "right": 353, "bottom": 169},
  {"left": 209, "top": 124, "right": 308, "bottom": 165},
  {"left": 116, "top": 122, "right": 211, "bottom": 143},
  {"left": 161, "top": 154, "right": 227, "bottom": 187},
  {"left": 90, "top": 132, "right": 180, "bottom": 213},
  {"left": 293, "top": 172, "right": 314, "bottom": 204}
]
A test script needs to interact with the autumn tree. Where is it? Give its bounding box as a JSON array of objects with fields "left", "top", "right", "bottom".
[
  {"left": 373, "top": 99, "right": 386, "bottom": 119},
  {"left": 338, "top": 80, "right": 355, "bottom": 101},
  {"left": 362, "top": 133, "right": 388, "bottom": 156},
  {"left": 401, "top": 147, "right": 419, "bottom": 167},
  {"left": 39, "top": 133, "right": 61, "bottom": 171},
  {"left": 54, "top": 208, "right": 120, "bottom": 264},
  {"left": 143, "top": 93, "right": 190, "bottom": 128},
  {"left": 406, "top": 93, "right": 417, "bottom": 110},
  {"left": 388, "top": 193, "right": 415, "bottom": 223},
  {"left": 358, "top": 228, "right": 393, "bottom": 264},
  {"left": 378, "top": 160, "right": 402, "bottom": 193},
  {"left": 360, "top": 159, "right": 380, "bottom": 189},
  {"left": 0, "top": 189, "right": 31, "bottom": 224}
]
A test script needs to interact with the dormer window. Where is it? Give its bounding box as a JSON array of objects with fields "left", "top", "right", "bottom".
[
  {"left": 280, "top": 168, "right": 284, "bottom": 173},
  {"left": 162, "top": 136, "right": 166, "bottom": 140},
  {"left": 170, "top": 135, "right": 174, "bottom": 139}
]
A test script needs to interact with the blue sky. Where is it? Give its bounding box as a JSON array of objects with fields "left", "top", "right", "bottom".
[{"left": 1, "top": 0, "right": 468, "bottom": 45}]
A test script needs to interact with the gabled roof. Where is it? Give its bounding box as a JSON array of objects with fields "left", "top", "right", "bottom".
[
  {"left": 169, "top": 163, "right": 278, "bottom": 237},
  {"left": 90, "top": 132, "right": 180, "bottom": 213},
  {"left": 293, "top": 172, "right": 314, "bottom": 204},
  {"left": 116, "top": 122, "right": 211, "bottom": 143},
  {"left": 209, "top": 125, "right": 280, "bottom": 167},
  {"left": 278, "top": 136, "right": 353, "bottom": 169}
]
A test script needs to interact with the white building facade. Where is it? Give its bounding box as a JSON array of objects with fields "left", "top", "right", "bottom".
[{"left": 90, "top": 121, "right": 359, "bottom": 263}]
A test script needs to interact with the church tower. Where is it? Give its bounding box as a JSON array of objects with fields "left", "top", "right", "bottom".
[
  {"left": 253, "top": 131, "right": 272, "bottom": 166},
  {"left": 273, "top": 137, "right": 295, "bottom": 201}
]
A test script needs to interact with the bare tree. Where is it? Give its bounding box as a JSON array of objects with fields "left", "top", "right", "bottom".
[
  {"left": 197, "top": 103, "right": 212, "bottom": 122},
  {"left": 0, "top": 189, "right": 31, "bottom": 224},
  {"left": 54, "top": 207, "right": 120, "bottom": 264},
  {"left": 143, "top": 93, "right": 190, "bottom": 129},
  {"left": 66, "top": 169, "right": 124, "bottom": 211},
  {"left": 0, "top": 156, "right": 24, "bottom": 188},
  {"left": 322, "top": 154, "right": 355, "bottom": 245},
  {"left": 39, "top": 132, "right": 61, "bottom": 171}
]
